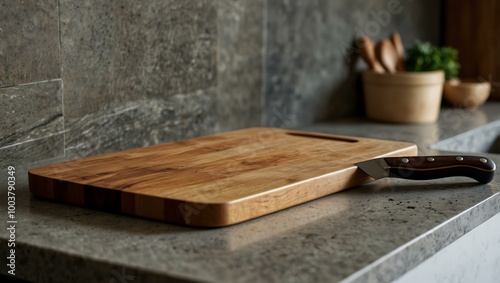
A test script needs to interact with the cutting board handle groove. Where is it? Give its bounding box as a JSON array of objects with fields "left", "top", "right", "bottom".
[{"left": 286, "top": 132, "right": 358, "bottom": 143}]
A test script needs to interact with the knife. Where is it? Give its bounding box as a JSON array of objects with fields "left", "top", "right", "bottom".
[{"left": 356, "top": 156, "right": 496, "bottom": 184}]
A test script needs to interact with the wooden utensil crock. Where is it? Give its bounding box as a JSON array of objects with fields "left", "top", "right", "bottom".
[{"left": 362, "top": 70, "right": 445, "bottom": 123}]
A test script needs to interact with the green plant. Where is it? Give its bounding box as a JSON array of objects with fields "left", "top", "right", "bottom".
[{"left": 406, "top": 40, "right": 460, "bottom": 80}]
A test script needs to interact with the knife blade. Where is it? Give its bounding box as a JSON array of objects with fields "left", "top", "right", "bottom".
[{"left": 355, "top": 156, "right": 496, "bottom": 184}]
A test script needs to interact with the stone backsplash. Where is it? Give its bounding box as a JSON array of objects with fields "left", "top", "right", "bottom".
[{"left": 0, "top": 0, "right": 441, "bottom": 167}]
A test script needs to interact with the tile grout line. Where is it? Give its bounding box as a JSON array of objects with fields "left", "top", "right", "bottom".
[
  {"left": 0, "top": 131, "right": 67, "bottom": 150},
  {"left": 56, "top": 0, "right": 63, "bottom": 68},
  {"left": 60, "top": 79, "right": 67, "bottom": 158},
  {"left": 56, "top": 0, "right": 67, "bottom": 158},
  {"left": 260, "top": 0, "right": 268, "bottom": 127},
  {"left": 0, "top": 78, "right": 62, "bottom": 89}
]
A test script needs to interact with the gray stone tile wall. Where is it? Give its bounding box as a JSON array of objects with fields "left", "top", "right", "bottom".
[
  {"left": 0, "top": 80, "right": 63, "bottom": 147},
  {"left": 59, "top": 0, "right": 218, "bottom": 121},
  {"left": 64, "top": 88, "right": 218, "bottom": 159},
  {"left": 58, "top": 0, "right": 220, "bottom": 158},
  {"left": 216, "top": 0, "right": 264, "bottom": 131},
  {"left": 0, "top": 0, "right": 441, "bottom": 167},
  {"left": 264, "top": 0, "right": 442, "bottom": 126},
  {"left": 0, "top": 81, "right": 64, "bottom": 167},
  {"left": 0, "top": 0, "right": 264, "bottom": 167},
  {"left": 0, "top": 0, "right": 61, "bottom": 87}
]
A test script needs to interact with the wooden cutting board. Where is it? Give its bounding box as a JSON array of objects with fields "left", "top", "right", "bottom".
[{"left": 28, "top": 128, "right": 417, "bottom": 227}]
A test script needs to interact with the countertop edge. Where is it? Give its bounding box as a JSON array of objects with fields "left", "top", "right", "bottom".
[
  {"left": 341, "top": 192, "right": 500, "bottom": 283},
  {"left": 0, "top": 238, "right": 202, "bottom": 283}
]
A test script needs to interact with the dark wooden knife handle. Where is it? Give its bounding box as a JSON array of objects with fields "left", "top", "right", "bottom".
[{"left": 383, "top": 156, "right": 496, "bottom": 184}]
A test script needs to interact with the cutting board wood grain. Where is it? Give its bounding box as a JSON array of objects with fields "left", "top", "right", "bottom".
[{"left": 28, "top": 128, "right": 417, "bottom": 227}]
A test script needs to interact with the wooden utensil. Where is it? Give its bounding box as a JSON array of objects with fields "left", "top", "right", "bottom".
[
  {"left": 359, "top": 36, "right": 385, "bottom": 73},
  {"left": 375, "top": 39, "right": 398, "bottom": 73},
  {"left": 390, "top": 32, "right": 406, "bottom": 71},
  {"left": 29, "top": 128, "right": 417, "bottom": 227}
]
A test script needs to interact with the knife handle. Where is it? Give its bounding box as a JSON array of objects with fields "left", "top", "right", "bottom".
[{"left": 383, "top": 156, "right": 496, "bottom": 184}]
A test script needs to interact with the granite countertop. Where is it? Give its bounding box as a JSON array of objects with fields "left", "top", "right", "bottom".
[{"left": 2, "top": 103, "right": 500, "bottom": 283}]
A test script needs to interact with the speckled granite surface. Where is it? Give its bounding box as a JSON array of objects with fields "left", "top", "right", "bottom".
[{"left": 2, "top": 104, "right": 500, "bottom": 283}]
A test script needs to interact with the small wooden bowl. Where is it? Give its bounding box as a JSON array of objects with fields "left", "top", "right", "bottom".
[{"left": 443, "top": 80, "right": 491, "bottom": 108}]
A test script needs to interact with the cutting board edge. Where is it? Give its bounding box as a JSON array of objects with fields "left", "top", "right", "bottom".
[
  {"left": 154, "top": 142, "right": 419, "bottom": 227},
  {"left": 212, "top": 143, "right": 419, "bottom": 226},
  {"left": 26, "top": 130, "right": 419, "bottom": 227}
]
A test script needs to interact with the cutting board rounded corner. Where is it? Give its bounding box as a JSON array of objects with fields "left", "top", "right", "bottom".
[{"left": 28, "top": 170, "right": 54, "bottom": 199}]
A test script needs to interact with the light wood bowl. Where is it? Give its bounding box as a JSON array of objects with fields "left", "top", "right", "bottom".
[
  {"left": 443, "top": 79, "right": 491, "bottom": 108},
  {"left": 362, "top": 70, "right": 445, "bottom": 123}
]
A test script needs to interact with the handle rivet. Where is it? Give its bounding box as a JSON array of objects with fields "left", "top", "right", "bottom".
[
  {"left": 401, "top": 158, "right": 409, "bottom": 163},
  {"left": 456, "top": 156, "right": 464, "bottom": 161},
  {"left": 480, "top": 158, "right": 488, "bottom": 163},
  {"left": 427, "top": 157, "right": 435, "bottom": 162}
]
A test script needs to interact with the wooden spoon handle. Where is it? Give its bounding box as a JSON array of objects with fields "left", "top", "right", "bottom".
[
  {"left": 359, "top": 36, "right": 385, "bottom": 73},
  {"left": 375, "top": 39, "right": 398, "bottom": 74},
  {"left": 390, "top": 32, "right": 406, "bottom": 71}
]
